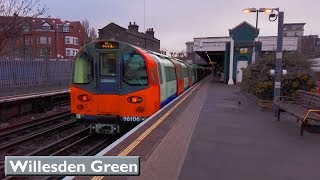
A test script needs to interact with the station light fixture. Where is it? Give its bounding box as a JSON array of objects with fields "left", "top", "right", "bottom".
[
  {"left": 269, "top": 69, "right": 288, "bottom": 76},
  {"left": 243, "top": 8, "right": 273, "bottom": 14}
]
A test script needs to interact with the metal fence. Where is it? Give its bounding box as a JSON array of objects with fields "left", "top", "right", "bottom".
[{"left": 0, "top": 60, "right": 73, "bottom": 89}]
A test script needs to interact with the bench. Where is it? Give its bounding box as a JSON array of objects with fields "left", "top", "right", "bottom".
[{"left": 274, "top": 90, "right": 320, "bottom": 136}]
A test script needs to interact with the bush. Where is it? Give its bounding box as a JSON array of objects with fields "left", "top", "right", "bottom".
[{"left": 241, "top": 52, "right": 317, "bottom": 100}]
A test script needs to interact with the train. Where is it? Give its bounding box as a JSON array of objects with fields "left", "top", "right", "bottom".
[{"left": 70, "top": 40, "right": 211, "bottom": 134}]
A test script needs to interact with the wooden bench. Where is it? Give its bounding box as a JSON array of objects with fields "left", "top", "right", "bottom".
[{"left": 274, "top": 90, "right": 320, "bottom": 136}]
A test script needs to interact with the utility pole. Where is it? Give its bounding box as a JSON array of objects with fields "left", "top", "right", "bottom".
[{"left": 273, "top": 11, "right": 284, "bottom": 116}]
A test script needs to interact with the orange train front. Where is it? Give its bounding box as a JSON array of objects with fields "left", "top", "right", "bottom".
[{"left": 71, "top": 40, "right": 211, "bottom": 134}]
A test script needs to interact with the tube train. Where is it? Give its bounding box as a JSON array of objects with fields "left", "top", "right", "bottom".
[{"left": 70, "top": 40, "right": 211, "bottom": 134}]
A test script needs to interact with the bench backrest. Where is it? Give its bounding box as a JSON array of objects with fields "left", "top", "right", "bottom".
[{"left": 296, "top": 90, "right": 320, "bottom": 108}]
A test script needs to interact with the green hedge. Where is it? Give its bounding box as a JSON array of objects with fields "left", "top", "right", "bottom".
[{"left": 241, "top": 53, "right": 317, "bottom": 100}]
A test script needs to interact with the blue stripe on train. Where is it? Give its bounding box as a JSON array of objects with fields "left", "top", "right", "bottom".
[{"left": 160, "top": 94, "right": 177, "bottom": 108}]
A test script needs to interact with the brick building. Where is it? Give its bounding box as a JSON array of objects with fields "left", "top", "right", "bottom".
[
  {"left": 98, "top": 22, "right": 160, "bottom": 52},
  {"left": 0, "top": 16, "right": 88, "bottom": 60}
]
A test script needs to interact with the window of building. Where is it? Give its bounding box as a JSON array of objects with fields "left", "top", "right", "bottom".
[
  {"left": 73, "top": 38, "right": 79, "bottom": 45},
  {"left": 66, "top": 48, "right": 78, "bottom": 57},
  {"left": 48, "top": 37, "right": 51, "bottom": 44},
  {"left": 41, "top": 21, "right": 51, "bottom": 31},
  {"left": 24, "top": 37, "right": 33, "bottom": 45},
  {"left": 63, "top": 26, "right": 69, "bottom": 32},
  {"left": 39, "top": 36, "right": 47, "bottom": 44},
  {"left": 41, "top": 26, "right": 50, "bottom": 31},
  {"left": 65, "top": 36, "right": 79, "bottom": 45},
  {"left": 66, "top": 49, "right": 71, "bottom": 56},
  {"left": 65, "top": 37, "right": 71, "bottom": 44},
  {"left": 40, "top": 48, "right": 51, "bottom": 56}
]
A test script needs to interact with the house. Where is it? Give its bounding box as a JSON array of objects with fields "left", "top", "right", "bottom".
[{"left": 0, "top": 15, "right": 88, "bottom": 60}]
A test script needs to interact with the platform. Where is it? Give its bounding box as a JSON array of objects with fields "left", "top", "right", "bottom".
[
  {"left": 0, "top": 88, "right": 69, "bottom": 103},
  {"left": 74, "top": 77, "right": 320, "bottom": 180}
]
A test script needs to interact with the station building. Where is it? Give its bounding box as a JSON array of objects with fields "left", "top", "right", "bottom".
[
  {"left": 186, "top": 21, "right": 320, "bottom": 85},
  {"left": 98, "top": 22, "right": 160, "bottom": 53}
]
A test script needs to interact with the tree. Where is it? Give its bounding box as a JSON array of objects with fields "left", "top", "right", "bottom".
[
  {"left": 0, "top": 0, "right": 47, "bottom": 57},
  {"left": 81, "top": 19, "right": 97, "bottom": 43},
  {"left": 89, "top": 27, "right": 97, "bottom": 40}
]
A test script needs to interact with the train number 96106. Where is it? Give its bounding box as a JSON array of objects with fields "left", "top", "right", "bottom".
[{"left": 122, "top": 116, "right": 146, "bottom": 122}]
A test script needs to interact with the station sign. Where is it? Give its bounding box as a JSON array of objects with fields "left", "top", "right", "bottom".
[{"left": 240, "top": 48, "right": 248, "bottom": 54}]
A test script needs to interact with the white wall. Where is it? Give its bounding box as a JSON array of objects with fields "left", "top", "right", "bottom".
[
  {"left": 193, "top": 37, "right": 230, "bottom": 52},
  {"left": 190, "top": 36, "right": 299, "bottom": 53},
  {"left": 258, "top": 36, "right": 298, "bottom": 51}
]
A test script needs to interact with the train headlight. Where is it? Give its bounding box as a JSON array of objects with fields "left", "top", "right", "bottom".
[
  {"left": 128, "top": 96, "right": 143, "bottom": 103},
  {"left": 78, "top": 94, "right": 90, "bottom": 101}
]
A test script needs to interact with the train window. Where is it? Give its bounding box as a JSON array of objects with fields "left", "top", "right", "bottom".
[
  {"left": 123, "top": 53, "right": 148, "bottom": 86},
  {"left": 151, "top": 68, "right": 156, "bottom": 85},
  {"left": 170, "top": 67, "right": 177, "bottom": 81},
  {"left": 157, "top": 62, "right": 163, "bottom": 84},
  {"left": 100, "top": 53, "right": 116, "bottom": 76},
  {"left": 183, "top": 68, "right": 188, "bottom": 78},
  {"left": 165, "top": 67, "right": 176, "bottom": 82},
  {"left": 72, "top": 52, "right": 93, "bottom": 84},
  {"left": 165, "top": 67, "right": 170, "bottom": 82}
]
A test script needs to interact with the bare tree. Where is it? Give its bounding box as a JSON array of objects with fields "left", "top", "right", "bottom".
[
  {"left": 0, "top": 0, "right": 47, "bottom": 57},
  {"left": 81, "top": 19, "right": 89, "bottom": 35},
  {"left": 81, "top": 19, "right": 97, "bottom": 43},
  {"left": 89, "top": 27, "right": 97, "bottom": 40}
]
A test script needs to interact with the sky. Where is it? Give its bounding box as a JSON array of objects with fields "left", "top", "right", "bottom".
[{"left": 41, "top": 0, "right": 319, "bottom": 52}]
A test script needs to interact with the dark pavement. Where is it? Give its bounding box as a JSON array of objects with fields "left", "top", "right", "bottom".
[{"left": 178, "top": 80, "right": 320, "bottom": 180}]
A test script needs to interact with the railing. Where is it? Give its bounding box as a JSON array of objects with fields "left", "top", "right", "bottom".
[{"left": 0, "top": 60, "right": 73, "bottom": 89}]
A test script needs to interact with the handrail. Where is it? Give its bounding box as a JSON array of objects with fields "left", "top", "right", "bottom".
[{"left": 303, "top": 109, "right": 320, "bottom": 123}]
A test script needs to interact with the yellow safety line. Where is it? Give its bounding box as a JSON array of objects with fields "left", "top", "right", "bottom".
[{"left": 91, "top": 82, "right": 202, "bottom": 180}]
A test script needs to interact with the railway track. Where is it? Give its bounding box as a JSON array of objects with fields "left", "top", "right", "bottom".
[
  {"left": 0, "top": 110, "right": 71, "bottom": 134},
  {"left": 0, "top": 112, "right": 83, "bottom": 179},
  {"left": 2, "top": 132, "right": 118, "bottom": 180},
  {"left": 0, "top": 113, "right": 73, "bottom": 152},
  {"left": 0, "top": 108, "right": 126, "bottom": 180},
  {"left": 0, "top": 115, "right": 122, "bottom": 180}
]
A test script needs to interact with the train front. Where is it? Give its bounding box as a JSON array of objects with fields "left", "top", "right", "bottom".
[{"left": 70, "top": 40, "right": 160, "bottom": 134}]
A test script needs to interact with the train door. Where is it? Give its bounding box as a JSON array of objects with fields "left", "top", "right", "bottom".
[
  {"left": 150, "top": 54, "right": 167, "bottom": 104},
  {"left": 96, "top": 51, "right": 120, "bottom": 114}
]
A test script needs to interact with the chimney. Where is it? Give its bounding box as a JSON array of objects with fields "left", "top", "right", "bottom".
[
  {"left": 146, "top": 28, "right": 155, "bottom": 38},
  {"left": 128, "top": 21, "right": 139, "bottom": 32}
]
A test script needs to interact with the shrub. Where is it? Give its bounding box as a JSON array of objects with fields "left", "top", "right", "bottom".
[{"left": 241, "top": 52, "right": 317, "bottom": 100}]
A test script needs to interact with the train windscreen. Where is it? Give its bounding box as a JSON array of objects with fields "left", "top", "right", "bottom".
[
  {"left": 72, "top": 52, "right": 93, "bottom": 84},
  {"left": 122, "top": 52, "right": 148, "bottom": 86}
]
